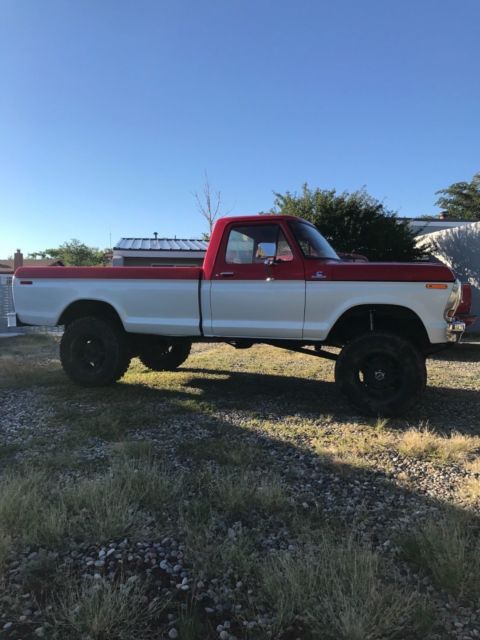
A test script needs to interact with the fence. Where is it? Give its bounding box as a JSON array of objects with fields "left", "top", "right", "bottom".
[
  {"left": 0, "top": 275, "right": 14, "bottom": 332},
  {"left": 0, "top": 276, "right": 62, "bottom": 335}
]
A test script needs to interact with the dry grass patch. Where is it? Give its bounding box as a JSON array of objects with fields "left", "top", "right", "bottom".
[
  {"left": 261, "top": 533, "right": 427, "bottom": 639},
  {"left": 465, "top": 457, "right": 480, "bottom": 474},
  {"left": 398, "top": 427, "right": 479, "bottom": 462},
  {"left": 457, "top": 476, "right": 480, "bottom": 506}
]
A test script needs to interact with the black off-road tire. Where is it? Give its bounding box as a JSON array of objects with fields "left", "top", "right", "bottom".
[
  {"left": 139, "top": 340, "right": 192, "bottom": 371},
  {"left": 334, "top": 332, "right": 427, "bottom": 417},
  {"left": 60, "top": 316, "right": 131, "bottom": 386}
]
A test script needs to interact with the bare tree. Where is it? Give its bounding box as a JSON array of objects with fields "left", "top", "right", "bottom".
[{"left": 194, "top": 172, "right": 223, "bottom": 238}]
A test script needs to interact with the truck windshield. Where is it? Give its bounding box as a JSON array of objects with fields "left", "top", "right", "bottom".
[{"left": 289, "top": 221, "right": 339, "bottom": 260}]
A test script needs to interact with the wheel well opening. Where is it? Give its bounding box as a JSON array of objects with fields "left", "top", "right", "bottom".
[
  {"left": 326, "top": 305, "right": 430, "bottom": 351},
  {"left": 59, "top": 300, "right": 124, "bottom": 330}
]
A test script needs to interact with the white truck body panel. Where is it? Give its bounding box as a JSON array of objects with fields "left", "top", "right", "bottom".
[
  {"left": 14, "top": 275, "right": 455, "bottom": 344},
  {"left": 13, "top": 278, "right": 202, "bottom": 336},
  {"left": 304, "top": 281, "right": 453, "bottom": 344},
  {"left": 206, "top": 280, "right": 305, "bottom": 339}
]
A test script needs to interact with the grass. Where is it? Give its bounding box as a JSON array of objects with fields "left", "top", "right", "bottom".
[
  {"left": 183, "top": 517, "right": 259, "bottom": 579},
  {"left": 0, "top": 472, "right": 68, "bottom": 547},
  {"left": 51, "top": 578, "right": 168, "bottom": 640},
  {"left": 1, "top": 335, "right": 480, "bottom": 638},
  {"left": 399, "top": 512, "right": 480, "bottom": 599},
  {"left": 0, "top": 458, "right": 180, "bottom": 547},
  {"left": 176, "top": 434, "right": 261, "bottom": 466},
  {"left": 63, "top": 457, "right": 181, "bottom": 541},
  {"left": 312, "top": 422, "right": 394, "bottom": 468},
  {"left": 111, "top": 439, "right": 156, "bottom": 459},
  {"left": 0, "top": 334, "right": 63, "bottom": 388},
  {"left": 397, "top": 427, "right": 480, "bottom": 462},
  {"left": 0, "top": 534, "right": 13, "bottom": 572},
  {"left": 261, "top": 533, "right": 426, "bottom": 640},
  {"left": 458, "top": 476, "right": 480, "bottom": 506},
  {"left": 203, "top": 468, "right": 290, "bottom": 521}
]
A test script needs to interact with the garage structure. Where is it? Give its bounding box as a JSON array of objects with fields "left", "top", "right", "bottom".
[{"left": 112, "top": 236, "right": 208, "bottom": 267}]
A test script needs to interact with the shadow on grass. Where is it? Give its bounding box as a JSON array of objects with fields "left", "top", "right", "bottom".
[
  {"left": 430, "top": 341, "right": 480, "bottom": 363},
  {"left": 3, "top": 368, "right": 480, "bottom": 638},
  {"left": 176, "top": 365, "right": 480, "bottom": 435}
]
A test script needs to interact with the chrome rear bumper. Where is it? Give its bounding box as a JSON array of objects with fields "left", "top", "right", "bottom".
[{"left": 446, "top": 320, "right": 466, "bottom": 343}]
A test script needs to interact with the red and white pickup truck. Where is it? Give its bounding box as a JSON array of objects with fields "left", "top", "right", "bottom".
[{"left": 13, "top": 215, "right": 467, "bottom": 416}]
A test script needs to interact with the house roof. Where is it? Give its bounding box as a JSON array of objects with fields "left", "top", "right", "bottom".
[
  {"left": 0, "top": 258, "right": 63, "bottom": 273},
  {"left": 399, "top": 218, "right": 478, "bottom": 237},
  {"left": 114, "top": 238, "right": 208, "bottom": 251}
]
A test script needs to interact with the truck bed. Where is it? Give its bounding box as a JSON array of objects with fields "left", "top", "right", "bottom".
[{"left": 14, "top": 266, "right": 203, "bottom": 336}]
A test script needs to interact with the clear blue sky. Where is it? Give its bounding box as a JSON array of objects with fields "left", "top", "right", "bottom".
[{"left": 1, "top": 0, "right": 479, "bottom": 257}]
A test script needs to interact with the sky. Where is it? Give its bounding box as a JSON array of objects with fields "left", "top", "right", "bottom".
[{"left": 0, "top": 0, "right": 479, "bottom": 257}]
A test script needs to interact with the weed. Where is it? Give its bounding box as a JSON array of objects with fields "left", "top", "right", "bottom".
[
  {"left": 177, "top": 436, "right": 259, "bottom": 467},
  {"left": 64, "top": 458, "right": 180, "bottom": 541},
  {"left": 0, "top": 534, "right": 12, "bottom": 572},
  {"left": 208, "top": 469, "right": 289, "bottom": 520},
  {"left": 399, "top": 512, "right": 480, "bottom": 599},
  {"left": 111, "top": 440, "right": 155, "bottom": 459},
  {"left": 51, "top": 578, "right": 168, "bottom": 640},
  {"left": 18, "top": 550, "right": 62, "bottom": 602},
  {"left": 0, "top": 472, "right": 67, "bottom": 547},
  {"left": 261, "top": 533, "right": 425, "bottom": 639},
  {"left": 184, "top": 518, "right": 258, "bottom": 580}
]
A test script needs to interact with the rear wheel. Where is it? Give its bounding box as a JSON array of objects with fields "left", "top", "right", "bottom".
[
  {"left": 139, "top": 339, "right": 192, "bottom": 371},
  {"left": 60, "top": 316, "right": 131, "bottom": 386},
  {"left": 334, "top": 332, "right": 426, "bottom": 417}
]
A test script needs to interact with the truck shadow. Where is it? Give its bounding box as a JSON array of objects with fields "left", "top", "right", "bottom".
[
  {"left": 178, "top": 366, "right": 480, "bottom": 435},
  {"left": 430, "top": 341, "right": 480, "bottom": 363},
  {"left": 46, "top": 373, "right": 480, "bottom": 636}
]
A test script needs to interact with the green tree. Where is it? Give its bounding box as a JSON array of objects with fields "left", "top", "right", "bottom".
[
  {"left": 435, "top": 172, "right": 480, "bottom": 220},
  {"left": 39, "top": 239, "right": 107, "bottom": 266},
  {"left": 272, "top": 185, "right": 422, "bottom": 262}
]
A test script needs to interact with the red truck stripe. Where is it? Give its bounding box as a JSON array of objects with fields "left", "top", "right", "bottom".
[{"left": 14, "top": 267, "right": 202, "bottom": 280}]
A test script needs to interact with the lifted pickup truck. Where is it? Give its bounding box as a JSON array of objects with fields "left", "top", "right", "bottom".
[{"left": 13, "top": 215, "right": 466, "bottom": 416}]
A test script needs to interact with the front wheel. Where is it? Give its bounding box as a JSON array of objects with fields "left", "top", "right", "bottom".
[
  {"left": 334, "top": 332, "right": 427, "bottom": 417},
  {"left": 60, "top": 316, "right": 131, "bottom": 386}
]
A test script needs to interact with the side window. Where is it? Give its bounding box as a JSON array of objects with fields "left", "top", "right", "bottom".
[{"left": 225, "top": 225, "right": 294, "bottom": 264}]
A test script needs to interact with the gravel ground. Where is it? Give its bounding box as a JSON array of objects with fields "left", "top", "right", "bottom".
[{"left": 1, "top": 336, "right": 480, "bottom": 639}]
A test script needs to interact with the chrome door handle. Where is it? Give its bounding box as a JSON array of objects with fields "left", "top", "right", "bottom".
[
  {"left": 218, "top": 271, "right": 235, "bottom": 278},
  {"left": 311, "top": 271, "right": 327, "bottom": 280}
]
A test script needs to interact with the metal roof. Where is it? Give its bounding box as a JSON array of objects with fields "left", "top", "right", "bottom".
[{"left": 114, "top": 238, "right": 208, "bottom": 252}]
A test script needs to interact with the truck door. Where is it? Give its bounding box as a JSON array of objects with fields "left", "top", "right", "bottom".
[{"left": 208, "top": 222, "right": 305, "bottom": 339}]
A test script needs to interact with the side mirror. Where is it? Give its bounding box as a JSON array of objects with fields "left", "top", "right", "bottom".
[{"left": 264, "top": 257, "right": 277, "bottom": 266}]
